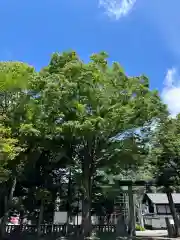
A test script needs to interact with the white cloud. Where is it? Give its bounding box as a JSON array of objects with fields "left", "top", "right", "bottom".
[
  {"left": 99, "top": 0, "right": 137, "bottom": 20},
  {"left": 161, "top": 67, "right": 180, "bottom": 117}
]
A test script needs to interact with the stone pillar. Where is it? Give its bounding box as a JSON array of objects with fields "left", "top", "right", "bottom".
[
  {"left": 116, "top": 214, "right": 128, "bottom": 237},
  {"left": 128, "top": 185, "right": 136, "bottom": 237}
]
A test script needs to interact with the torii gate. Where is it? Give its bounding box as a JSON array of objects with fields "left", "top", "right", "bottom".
[
  {"left": 117, "top": 179, "right": 180, "bottom": 238},
  {"left": 117, "top": 180, "right": 150, "bottom": 237}
]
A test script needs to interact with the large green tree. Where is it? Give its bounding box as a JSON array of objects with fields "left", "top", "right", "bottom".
[
  {"left": 0, "top": 61, "right": 34, "bottom": 238},
  {"left": 0, "top": 53, "right": 168, "bottom": 238},
  {"left": 152, "top": 114, "right": 180, "bottom": 237},
  {"left": 34, "top": 51, "right": 167, "bottom": 236}
]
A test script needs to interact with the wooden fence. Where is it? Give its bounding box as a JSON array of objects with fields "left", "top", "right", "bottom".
[{"left": 6, "top": 224, "right": 116, "bottom": 235}]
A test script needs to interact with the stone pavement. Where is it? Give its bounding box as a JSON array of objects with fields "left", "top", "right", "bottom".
[{"left": 136, "top": 230, "right": 168, "bottom": 237}]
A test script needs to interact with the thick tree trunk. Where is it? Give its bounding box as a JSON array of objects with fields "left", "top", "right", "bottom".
[
  {"left": 37, "top": 200, "right": 44, "bottom": 237},
  {"left": 166, "top": 188, "right": 180, "bottom": 237},
  {"left": 0, "top": 177, "right": 17, "bottom": 239},
  {"left": 19, "top": 209, "right": 25, "bottom": 233},
  {"left": 66, "top": 169, "right": 72, "bottom": 234},
  {"left": 81, "top": 162, "right": 92, "bottom": 238},
  {"left": 82, "top": 194, "right": 92, "bottom": 237},
  {"left": 0, "top": 195, "right": 8, "bottom": 239}
]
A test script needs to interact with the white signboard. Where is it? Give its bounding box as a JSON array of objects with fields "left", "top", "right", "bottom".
[{"left": 53, "top": 211, "right": 67, "bottom": 224}]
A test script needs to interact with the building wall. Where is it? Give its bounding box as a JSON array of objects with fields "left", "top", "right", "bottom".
[
  {"left": 53, "top": 212, "right": 106, "bottom": 225},
  {"left": 156, "top": 205, "right": 171, "bottom": 214},
  {"left": 144, "top": 215, "right": 174, "bottom": 229}
]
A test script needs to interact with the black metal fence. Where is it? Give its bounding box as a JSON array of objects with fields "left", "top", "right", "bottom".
[{"left": 5, "top": 224, "right": 116, "bottom": 235}]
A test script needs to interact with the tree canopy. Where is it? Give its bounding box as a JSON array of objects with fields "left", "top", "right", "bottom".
[{"left": 0, "top": 51, "right": 173, "bottom": 238}]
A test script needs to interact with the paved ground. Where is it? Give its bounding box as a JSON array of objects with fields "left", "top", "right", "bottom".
[{"left": 136, "top": 230, "right": 168, "bottom": 237}]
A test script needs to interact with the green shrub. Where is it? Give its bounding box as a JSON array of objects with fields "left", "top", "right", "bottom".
[{"left": 135, "top": 224, "right": 145, "bottom": 231}]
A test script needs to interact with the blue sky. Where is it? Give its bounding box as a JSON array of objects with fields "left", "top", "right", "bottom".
[{"left": 0, "top": 0, "right": 180, "bottom": 116}]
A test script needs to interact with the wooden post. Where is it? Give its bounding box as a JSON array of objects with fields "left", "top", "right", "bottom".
[{"left": 128, "top": 185, "right": 136, "bottom": 237}]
